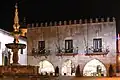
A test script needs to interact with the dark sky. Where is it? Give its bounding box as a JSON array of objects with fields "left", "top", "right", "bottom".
[{"left": 0, "top": 0, "right": 120, "bottom": 32}]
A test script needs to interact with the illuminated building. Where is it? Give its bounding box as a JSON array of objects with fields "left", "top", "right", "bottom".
[{"left": 27, "top": 18, "right": 117, "bottom": 76}]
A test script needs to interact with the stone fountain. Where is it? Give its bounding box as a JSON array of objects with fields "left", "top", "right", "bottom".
[{"left": 0, "top": 3, "right": 39, "bottom": 79}]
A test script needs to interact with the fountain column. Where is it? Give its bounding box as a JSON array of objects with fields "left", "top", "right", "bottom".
[{"left": 12, "top": 48, "right": 19, "bottom": 64}]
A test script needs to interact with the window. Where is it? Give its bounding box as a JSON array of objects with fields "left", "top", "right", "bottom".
[
  {"left": 38, "top": 41, "right": 45, "bottom": 54},
  {"left": 65, "top": 40, "right": 73, "bottom": 53},
  {"left": 93, "top": 38, "right": 102, "bottom": 52}
]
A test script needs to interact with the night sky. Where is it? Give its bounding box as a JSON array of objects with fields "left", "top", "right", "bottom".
[{"left": 1, "top": 0, "right": 120, "bottom": 32}]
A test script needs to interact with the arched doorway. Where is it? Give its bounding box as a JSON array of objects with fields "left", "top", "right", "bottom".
[
  {"left": 39, "top": 60, "right": 55, "bottom": 75},
  {"left": 61, "top": 59, "right": 75, "bottom": 76},
  {"left": 83, "top": 59, "right": 107, "bottom": 76}
]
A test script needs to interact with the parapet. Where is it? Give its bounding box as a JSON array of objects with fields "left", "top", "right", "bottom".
[{"left": 27, "top": 17, "right": 116, "bottom": 28}]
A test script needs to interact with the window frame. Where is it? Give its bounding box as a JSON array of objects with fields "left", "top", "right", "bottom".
[
  {"left": 38, "top": 41, "right": 45, "bottom": 54},
  {"left": 93, "top": 38, "right": 102, "bottom": 52},
  {"left": 65, "top": 40, "right": 73, "bottom": 53}
]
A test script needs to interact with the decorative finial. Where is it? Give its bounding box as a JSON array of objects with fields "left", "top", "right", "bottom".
[
  {"left": 64, "top": 21, "right": 67, "bottom": 25},
  {"left": 36, "top": 23, "right": 39, "bottom": 27},
  {"left": 74, "top": 20, "right": 76, "bottom": 24},
  {"left": 59, "top": 21, "right": 62, "bottom": 26},
  {"left": 45, "top": 22, "right": 47, "bottom": 27},
  {"left": 112, "top": 17, "right": 115, "bottom": 22},
  {"left": 23, "top": 17, "right": 26, "bottom": 23},
  {"left": 54, "top": 21, "right": 57, "bottom": 26},
  {"left": 22, "top": 17, "right": 26, "bottom": 26},
  {"left": 40, "top": 23, "right": 43, "bottom": 27},
  {"left": 101, "top": 18, "right": 104, "bottom": 22},
  {"left": 32, "top": 23, "right": 34, "bottom": 27},
  {"left": 84, "top": 19, "right": 87, "bottom": 23},
  {"left": 15, "top": 3, "right": 18, "bottom": 9},
  {"left": 90, "top": 18, "right": 93, "bottom": 23},
  {"left": 107, "top": 17, "right": 110, "bottom": 22},
  {"left": 79, "top": 19, "right": 82, "bottom": 24},
  {"left": 95, "top": 18, "right": 98, "bottom": 23},
  {"left": 49, "top": 22, "right": 52, "bottom": 26},
  {"left": 69, "top": 20, "right": 71, "bottom": 25}
]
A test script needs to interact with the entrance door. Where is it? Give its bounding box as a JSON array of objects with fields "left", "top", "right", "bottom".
[{"left": 83, "top": 59, "right": 107, "bottom": 76}]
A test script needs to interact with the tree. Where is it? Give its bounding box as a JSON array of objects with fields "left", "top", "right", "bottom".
[
  {"left": 109, "top": 64, "right": 114, "bottom": 77},
  {"left": 75, "top": 65, "right": 81, "bottom": 77}
]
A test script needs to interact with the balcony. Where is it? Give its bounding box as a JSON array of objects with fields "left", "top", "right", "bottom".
[
  {"left": 32, "top": 48, "right": 50, "bottom": 58},
  {"left": 56, "top": 47, "right": 78, "bottom": 57},
  {"left": 85, "top": 47, "right": 109, "bottom": 56}
]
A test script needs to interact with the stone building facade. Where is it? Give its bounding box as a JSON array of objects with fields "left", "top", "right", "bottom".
[{"left": 27, "top": 17, "right": 117, "bottom": 76}]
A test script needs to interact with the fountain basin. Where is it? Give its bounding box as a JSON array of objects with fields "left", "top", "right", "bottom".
[
  {"left": 0, "top": 65, "right": 39, "bottom": 75},
  {"left": 5, "top": 43, "right": 26, "bottom": 49}
]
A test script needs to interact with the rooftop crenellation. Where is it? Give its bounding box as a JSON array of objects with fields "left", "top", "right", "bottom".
[{"left": 27, "top": 17, "right": 115, "bottom": 28}]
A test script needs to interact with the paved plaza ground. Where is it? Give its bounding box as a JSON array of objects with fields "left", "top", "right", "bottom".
[
  {"left": 1, "top": 76, "right": 120, "bottom": 80},
  {"left": 70, "top": 77, "right": 120, "bottom": 80}
]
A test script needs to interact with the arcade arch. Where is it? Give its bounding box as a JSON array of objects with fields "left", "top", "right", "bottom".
[
  {"left": 38, "top": 60, "right": 55, "bottom": 74},
  {"left": 83, "top": 59, "right": 107, "bottom": 76}
]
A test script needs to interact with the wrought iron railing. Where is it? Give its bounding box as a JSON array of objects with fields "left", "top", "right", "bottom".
[
  {"left": 32, "top": 48, "right": 50, "bottom": 58},
  {"left": 85, "top": 46, "right": 109, "bottom": 55},
  {"left": 56, "top": 47, "right": 78, "bottom": 54},
  {"left": 56, "top": 47, "right": 78, "bottom": 57}
]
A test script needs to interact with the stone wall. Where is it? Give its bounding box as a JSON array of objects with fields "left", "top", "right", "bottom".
[{"left": 27, "top": 17, "right": 116, "bottom": 76}]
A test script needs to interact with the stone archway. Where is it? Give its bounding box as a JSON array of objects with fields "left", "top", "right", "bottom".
[
  {"left": 83, "top": 59, "right": 107, "bottom": 76},
  {"left": 38, "top": 60, "right": 55, "bottom": 75},
  {"left": 61, "top": 59, "right": 75, "bottom": 76}
]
